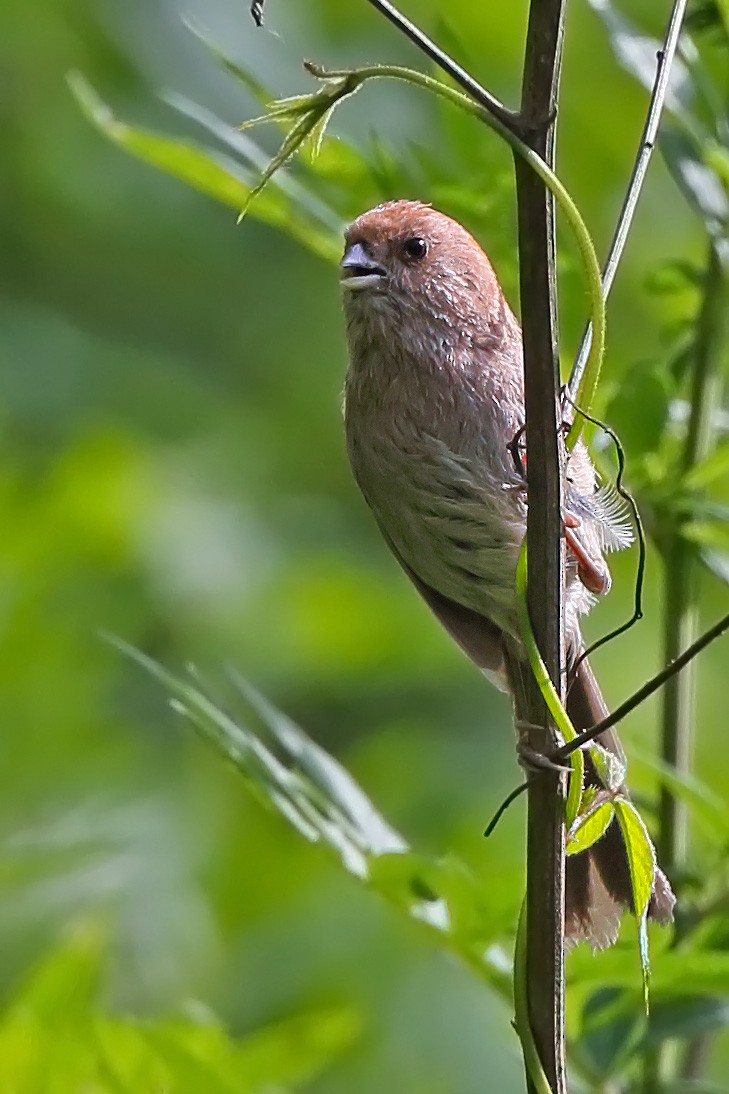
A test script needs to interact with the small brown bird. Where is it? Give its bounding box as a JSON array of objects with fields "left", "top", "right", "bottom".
[{"left": 340, "top": 199, "right": 674, "bottom": 947}]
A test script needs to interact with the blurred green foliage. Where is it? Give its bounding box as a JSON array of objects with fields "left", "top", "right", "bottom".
[{"left": 1, "top": 0, "right": 729, "bottom": 1090}]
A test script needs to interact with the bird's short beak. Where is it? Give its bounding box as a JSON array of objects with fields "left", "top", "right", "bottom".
[{"left": 340, "top": 242, "right": 387, "bottom": 290}]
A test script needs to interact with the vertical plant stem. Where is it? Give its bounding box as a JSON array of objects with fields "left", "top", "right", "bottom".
[
  {"left": 660, "top": 242, "right": 727, "bottom": 875},
  {"left": 654, "top": 242, "right": 728, "bottom": 1089},
  {"left": 512, "top": 1, "right": 567, "bottom": 1090}
]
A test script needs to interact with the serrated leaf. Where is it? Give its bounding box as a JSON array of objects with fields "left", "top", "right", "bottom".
[
  {"left": 614, "top": 800, "right": 656, "bottom": 1007},
  {"left": 589, "top": 742, "right": 627, "bottom": 792},
  {"left": 238, "top": 108, "right": 323, "bottom": 219},
  {"left": 614, "top": 801, "right": 656, "bottom": 919},
  {"left": 164, "top": 93, "right": 342, "bottom": 234},
  {"left": 567, "top": 800, "right": 614, "bottom": 856}
]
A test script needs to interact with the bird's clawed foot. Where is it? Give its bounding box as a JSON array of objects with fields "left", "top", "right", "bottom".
[{"left": 515, "top": 722, "right": 573, "bottom": 775}]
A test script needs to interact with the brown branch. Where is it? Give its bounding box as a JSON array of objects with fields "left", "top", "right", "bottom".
[
  {"left": 361, "top": 0, "right": 517, "bottom": 130},
  {"left": 511, "top": 3, "right": 568, "bottom": 1091}
]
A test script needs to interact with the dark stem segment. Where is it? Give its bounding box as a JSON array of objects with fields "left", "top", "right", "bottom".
[
  {"left": 361, "top": 0, "right": 517, "bottom": 130},
  {"left": 513, "top": 2, "right": 568, "bottom": 1091}
]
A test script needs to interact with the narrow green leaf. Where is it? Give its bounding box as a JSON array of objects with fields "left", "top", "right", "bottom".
[
  {"left": 238, "top": 109, "right": 322, "bottom": 219},
  {"left": 589, "top": 742, "right": 627, "bottom": 792},
  {"left": 108, "top": 638, "right": 510, "bottom": 987},
  {"left": 645, "top": 995, "right": 729, "bottom": 1047},
  {"left": 614, "top": 801, "right": 656, "bottom": 919},
  {"left": 164, "top": 93, "right": 343, "bottom": 233},
  {"left": 68, "top": 72, "right": 341, "bottom": 264},
  {"left": 567, "top": 801, "right": 615, "bottom": 856},
  {"left": 614, "top": 800, "right": 656, "bottom": 1007},
  {"left": 662, "top": 126, "right": 729, "bottom": 237},
  {"left": 233, "top": 1009, "right": 361, "bottom": 1089},
  {"left": 682, "top": 519, "right": 729, "bottom": 552},
  {"left": 631, "top": 748, "right": 729, "bottom": 839},
  {"left": 700, "top": 548, "right": 729, "bottom": 585},
  {"left": 585, "top": 0, "right": 694, "bottom": 118},
  {"left": 684, "top": 439, "right": 729, "bottom": 488},
  {"left": 182, "top": 18, "right": 274, "bottom": 104}
]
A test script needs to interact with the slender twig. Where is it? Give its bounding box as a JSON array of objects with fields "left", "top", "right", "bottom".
[
  {"left": 361, "top": 0, "right": 518, "bottom": 130},
  {"left": 511, "top": 3, "right": 567, "bottom": 1091},
  {"left": 484, "top": 781, "right": 529, "bottom": 837},
  {"left": 555, "top": 610, "right": 729, "bottom": 760},
  {"left": 568, "top": 0, "right": 689, "bottom": 399}
]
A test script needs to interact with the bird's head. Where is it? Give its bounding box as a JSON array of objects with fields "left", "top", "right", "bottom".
[{"left": 340, "top": 200, "right": 503, "bottom": 329}]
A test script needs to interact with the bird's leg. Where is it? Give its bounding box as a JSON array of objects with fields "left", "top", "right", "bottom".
[
  {"left": 562, "top": 514, "right": 611, "bottom": 595},
  {"left": 508, "top": 423, "right": 610, "bottom": 594},
  {"left": 514, "top": 721, "right": 573, "bottom": 775}
]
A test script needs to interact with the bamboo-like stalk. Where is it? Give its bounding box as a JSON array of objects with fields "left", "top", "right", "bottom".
[
  {"left": 512, "top": 2, "right": 568, "bottom": 1089},
  {"left": 659, "top": 242, "right": 727, "bottom": 1086}
]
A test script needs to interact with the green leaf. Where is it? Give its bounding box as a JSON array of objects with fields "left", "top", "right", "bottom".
[
  {"left": 700, "top": 548, "right": 729, "bottom": 584},
  {"left": 164, "top": 93, "right": 343, "bottom": 232},
  {"left": 589, "top": 742, "right": 627, "bottom": 792},
  {"left": 682, "top": 519, "right": 729, "bottom": 553},
  {"left": 684, "top": 439, "right": 729, "bottom": 488},
  {"left": 614, "top": 800, "right": 656, "bottom": 1007},
  {"left": 661, "top": 126, "right": 729, "bottom": 238},
  {"left": 614, "top": 801, "right": 656, "bottom": 920},
  {"left": 567, "top": 800, "right": 615, "bottom": 856},
  {"left": 108, "top": 639, "right": 511, "bottom": 988},
  {"left": 605, "top": 361, "right": 673, "bottom": 459},
  {"left": 68, "top": 72, "right": 341, "bottom": 264},
  {"left": 645, "top": 995, "right": 729, "bottom": 1047},
  {"left": 631, "top": 748, "right": 729, "bottom": 841},
  {"left": 577, "top": 985, "right": 646, "bottom": 1079},
  {"left": 585, "top": 1, "right": 695, "bottom": 119},
  {"left": 233, "top": 1009, "right": 361, "bottom": 1089},
  {"left": 575, "top": 990, "right": 729, "bottom": 1080}
]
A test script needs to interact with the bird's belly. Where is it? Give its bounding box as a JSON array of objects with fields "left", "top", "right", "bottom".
[{"left": 352, "top": 436, "right": 526, "bottom": 636}]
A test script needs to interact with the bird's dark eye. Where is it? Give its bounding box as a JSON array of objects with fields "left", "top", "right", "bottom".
[{"left": 402, "top": 236, "right": 428, "bottom": 261}]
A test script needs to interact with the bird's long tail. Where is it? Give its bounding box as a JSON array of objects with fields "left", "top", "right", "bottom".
[
  {"left": 564, "top": 657, "right": 675, "bottom": 948},
  {"left": 394, "top": 566, "right": 675, "bottom": 947}
]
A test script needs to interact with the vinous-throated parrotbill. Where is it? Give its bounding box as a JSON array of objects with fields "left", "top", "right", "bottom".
[{"left": 340, "top": 200, "right": 674, "bottom": 947}]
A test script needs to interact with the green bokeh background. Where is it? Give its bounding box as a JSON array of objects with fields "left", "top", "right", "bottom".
[{"left": 2, "top": 0, "right": 728, "bottom": 1089}]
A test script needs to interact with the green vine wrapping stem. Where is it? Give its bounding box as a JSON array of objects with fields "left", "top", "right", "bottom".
[
  {"left": 515, "top": 544, "right": 583, "bottom": 828},
  {"left": 280, "top": 63, "right": 605, "bottom": 443}
]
